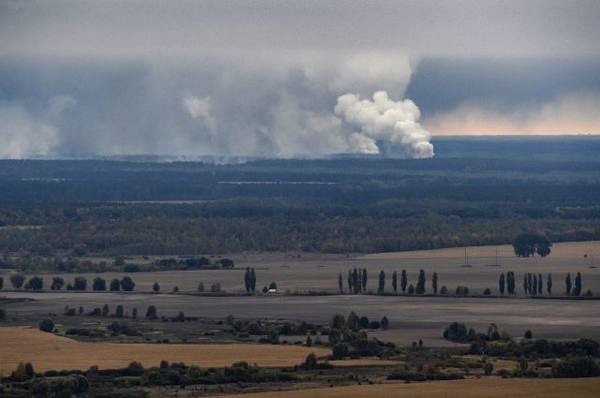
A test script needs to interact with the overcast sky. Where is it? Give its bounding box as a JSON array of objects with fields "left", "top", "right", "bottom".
[{"left": 1, "top": 0, "right": 599, "bottom": 158}]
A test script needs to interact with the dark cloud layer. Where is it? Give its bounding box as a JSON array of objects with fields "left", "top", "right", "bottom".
[{"left": 0, "top": 1, "right": 599, "bottom": 158}]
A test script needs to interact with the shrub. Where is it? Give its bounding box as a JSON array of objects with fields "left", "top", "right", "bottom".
[
  {"left": 39, "top": 318, "right": 55, "bottom": 333},
  {"left": 524, "top": 330, "right": 533, "bottom": 339},
  {"left": 0, "top": 308, "right": 6, "bottom": 321},
  {"left": 440, "top": 286, "right": 449, "bottom": 295},
  {"left": 483, "top": 288, "right": 491, "bottom": 296}
]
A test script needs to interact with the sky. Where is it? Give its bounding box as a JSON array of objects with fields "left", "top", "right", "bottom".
[{"left": 1, "top": 0, "right": 599, "bottom": 159}]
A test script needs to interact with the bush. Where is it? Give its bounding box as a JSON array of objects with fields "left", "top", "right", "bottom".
[
  {"left": 440, "top": 286, "right": 449, "bottom": 295},
  {"left": 39, "top": 318, "right": 55, "bottom": 333},
  {"left": 455, "top": 286, "right": 470, "bottom": 296},
  {"left": 483, "top": 288, "right": 491, "bottom": 295},
  {"left": 93, "top": 277, "right": 107, "bottom": 291},
  {"left": 524, "top": 330, "right": 533, "bottom": 339},
  {"left": 0, "top": 308, "right": 6, "bottom": 321}
]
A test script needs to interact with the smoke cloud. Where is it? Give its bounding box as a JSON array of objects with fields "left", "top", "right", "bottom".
[{"left": 335, "top": 91, "right": 434, "bottom": 158}]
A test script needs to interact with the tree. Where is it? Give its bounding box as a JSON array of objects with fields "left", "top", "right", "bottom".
[
  {"left": 153, "top": 281, "right": 160, "bottom": 292},
  {"left": 120, "top": 276, "right": 135, "bottom": 291},
  {"left": 377, "top": 270, "right": 386, "bottom": 294},
  {"left": 92, "top": 277, "right": 106, "bottom": 291},
  {"left": 347, "top": 270, "right": 352, "bottom": 293},
  {"left": 361, "top": 269, "right": 367, "bottom": 292},
  {"left": 346, "top": 311, "right": 360, "bottom": 331},
  {"left": 537, "top": 274, "right": 543, "bottom": 295},
  {"left": 338, "top": 272, "right": 343, "bottom": 293},
  {"left": 566, "top": 273, "right": 572, "bottom": 295},
  {"left": 432, "top": 272, "right": 438, "bottom": 295},
  {"left": 532, "top": 273, "right": 538, "bottom": 296},
  {"left": 25, "top": 276, "right": 43, "bottom": 290},
  {"left": 572, "top": 272, "right": 582, "bottom": 296},
  {"left": 381, "top": 316, "right": 389, "bottom": 330},
  {"left": 523, "top": 274, "right": 529, "bottom": 295},
  {"left": 244, "top": 267, "right": 251, "bottom": 293},
  {"left": 392, "top": 271, "right": 398, "bottom": 294},
  {"left": 484, "top": 362, "right": 494, "bottom": 376},
  {"left": 547, "top": 273, "right": 553, "bottom": 295},
  {"left": 331, "top": 313, "right": 345, "bottom": 329},
  {"left": 146, "top": 305, "right": 158, "bottom": 319},
  {"left": 332, "top": 343, "right": 349, "bottom": 359},
  {"left": 115, "top": 305, "right": 124, "bottom": 317},
  {"left": 10, "top": 274, "right": 25, "bottom": 289},
  {"left": 197, "top": 281, "right": 204, "bottom": 292},
  {"left": 527, "top": 273, "right": 533, "bottom": 296},
  {"left": 524, "top": 330, "right": 533, "bottom": 339},
  {"left": 0, "top": 276, "right": 3, "bottom": 290},
  {"left": 51, "top": 277, "right": 64, "bottom": 291},
  {"left": 102, "top": 304, "right": 109, "bottom": 317},
  {"left": 110, "top": 278, "right": 121, "bottom": 291},
  {"left": 512, "top": 233, "right": 552, "bottom": 257},
  {"left": 39, "top": 318, "right": 55, "bottom": 333},
  {"left": 352, "top": 268, "right": 359, "bottom": 294},
  {"left": 506, "top": 271, "right": 515, "bottom": 295},
  {"left": 416, "top": 269, "right": 426, "bottom": 294},
  {"left": 69, "top": 276, "right": 87, "bottom": 291},
  {"left": 304, "top": 352, "right": 318, "bottom": 369},
  {"left": 132, "top": 308, "right": 138, "bottom": 319},
  {"left": 400, "top": 269, "right": 408, "bottom": 294},
  {"left": 249, "top": 268, "right": 256, "bottom": 292},
  {"left": 499, "top": 273, "right": 505, "bottom": 295}
]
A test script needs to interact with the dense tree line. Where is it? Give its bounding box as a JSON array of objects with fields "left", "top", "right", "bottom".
[{"left": 0, "top": 155, "right": 599, "bottom": 256}]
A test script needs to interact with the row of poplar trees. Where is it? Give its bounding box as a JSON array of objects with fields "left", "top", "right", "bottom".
[
  {"left": 499, "top": 272, "right": 583, "bottom": 296},
  {"left": 338, "top": 268, "right": 438, "bottom": 295}
]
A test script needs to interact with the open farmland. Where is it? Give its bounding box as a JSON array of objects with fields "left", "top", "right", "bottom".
[
  {"left": 0, "top": 326, "right": 330, "bottom": 374},
  {"left": 217, "top": 378, "right": 600, "bottom": 398},
  {"left": 3, "top": 290, "right": 600, "bottom": 347},
  {"left": 3, "top": 241, "right": 599, "bottom": 295}
]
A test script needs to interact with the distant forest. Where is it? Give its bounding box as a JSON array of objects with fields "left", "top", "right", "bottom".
[{"left": 0, "top": 137, "right": 599, "bottom": 255}]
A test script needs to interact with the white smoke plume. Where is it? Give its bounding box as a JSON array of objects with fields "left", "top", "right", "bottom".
[{"left": 334, "top": 91, "right": 434, "bottom": 158}]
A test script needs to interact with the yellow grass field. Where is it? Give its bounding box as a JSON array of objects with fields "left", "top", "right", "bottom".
[
  {"left": 360, "top": 240, "right": 600, "bottom": 260},
  {"left": 0, "top": 327, "right": 330, "bottom": 374},
  {"left": 218, "top": 377, "right": 600, "bottom": 398}
]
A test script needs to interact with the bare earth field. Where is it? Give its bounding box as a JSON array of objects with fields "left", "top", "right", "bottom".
[
  {"left": 217, "top": 378, "right": 600, "bottom": 398},
  {"left": 1, "top": 241, "right": 599, "bottom": 346},
  {"left": 4, "top": 241, "right": 597, "bottom": 295},
  {"left": 0, "top": 327, "right": 330, "bottom": 374},
  {"left": 2, "top": 292, "right": 600, "bottom": 346}
]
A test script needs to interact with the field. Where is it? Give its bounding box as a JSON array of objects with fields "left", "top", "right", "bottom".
[
  {"left": 5, "top": 241, "right": 597, "bottom": 295},
  {"left": 3, "top": 241, "right": 599, "bottom": 347},
  {"left": 0, "top": 327, "right": 329, "bottom": 374},
  {"left": 217, "top": 378, "right": 600, "bottom": 398}
]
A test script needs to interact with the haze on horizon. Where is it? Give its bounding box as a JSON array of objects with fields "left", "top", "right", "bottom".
[{"left": 1, "top": 0, "right": 599, "bottom": 159}]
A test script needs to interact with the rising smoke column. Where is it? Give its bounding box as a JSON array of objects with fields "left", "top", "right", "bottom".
[{"left": 334, "top": 91, "right": 434, "bottom": 158}]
